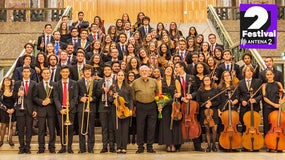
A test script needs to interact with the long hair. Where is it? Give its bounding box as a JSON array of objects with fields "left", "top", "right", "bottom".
[
  {"left": 1, "top": 77, "right": 13, "bottom": 91},
  {"left": 218, "top": 71, "right": 234, "bottom": 90},
  {"left": 198, "top": 75, "right": 212, "bottom": 92}
]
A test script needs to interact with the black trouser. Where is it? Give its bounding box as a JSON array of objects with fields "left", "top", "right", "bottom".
[
  {"left": 38, "top": 115, "right": 56, "bottom": 151},
  {"left": 78, "top": 111, "right": 95, "bottom": 151},
  {"left": 263, "top": 105, "right": 276, "bottom": 136},
  {"left": 136, "top": 101, "right": 157, "bottom": 150},
  {"left": 16, "top": 113, "right": 34, "bottom": 150},
  {"left": 116, "top": 117, "right": 130, "bottom": 150},
  {"left": 57, "top": 113, "right": 75, "bottom": 149},
  {"left": 99, "top": 107, "right": 115, "bottom": 149}
]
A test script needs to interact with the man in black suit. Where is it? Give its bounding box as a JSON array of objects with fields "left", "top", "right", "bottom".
[
  {"left": 70, "top": 50, "right": 85, "bottom": 81},
  {"left": 71, "top": 11, "right": 89, "bottom": 32},
  {"left": 37, "top": 24, "right": 54, "bottom": 52},
  {"left": 33, "top": 68, "right": 56, "bottom": 154},
  {"left": 175, "top": 62, "right": 203, "bottom": 151},
  {"left": 208, "top": 33, "right": 224, "bottom": 53},
  {"left": 185, "top": 52, "right": 198, "bottom": 75},
  {"left": 76, "top": 29, "right": 91, "bottom": 53},
  {"left": 95, "top": 65, "right": 116, "bottom": 153},
  {"left": 124, "top": 22, "right": 133, "bottom": 40},
  {"left": 105, "top": 48, "right": 120, "bottom": 66},
  {"left": 175, "top": 39, "right": 191, "bottom": 63},
  {"left": 216, "top": 49, "right": 242, "bottom": 82},
  {"left": 67, "top": 28, "right": 80, "bottom": 51},
  {"left": 77, "top": 64, "right": 97, "bottom": 153},
  {"left": 259, "top": 56, "right": 283, "bottom": 85},
  {"left": 53, "top": 30, "right": 67, "bottom": 56},
  {"left": 116, "top": 33, "right": 128, "bottom": 60},
  {"left": 48, "top": 55, "right": 61, "bottom": 83},
  {"left": 13, "top": 67, "right": 37, "bottom": 154},
  {"left": 137, "top": 16, "right": 152, "bottom": 38},
  {"left": 88, "top": 23, "right": 104, "bottom": 43},
  {"left": 237, "top": 66, "right": 262, "bottom": 135},
  {"left": 65, "top": 44, "right": 76, "bottom": 65},
  {"left": 15, "top": 43, "right": 36, "bottom": 69},
  {"left": 53, "top": 66, "right": 78, "bottom": 154},
  {"left": 12, "top": 54, "right": 37, "bottom": 82},
  {"left": 240, "top": 53, "right": 259, "bottom": 79}
]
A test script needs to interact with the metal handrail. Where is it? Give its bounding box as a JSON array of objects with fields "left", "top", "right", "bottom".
[{"left": 0, "top": 6, "right": 72, "bottom": 87}]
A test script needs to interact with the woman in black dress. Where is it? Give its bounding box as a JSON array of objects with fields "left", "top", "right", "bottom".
[
  {"left": 158, "top": 66, "right": 183, "bottom": 152},
  {"left": 196, "top": 76, "right": 219, "bottom": 152},
  {"left": 0, "top": 77, "right": 16, "bottom": 147},
  {"left": 110, "top": 70, "right": 133, "bottom": 154}
]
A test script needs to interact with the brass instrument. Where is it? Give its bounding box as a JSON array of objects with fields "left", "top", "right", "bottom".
[
  {"left": 18, "top": 81, "right": 25, "bottom": 110},
  {"left": 80, "top": 80, "right": 93, "bottom": 135},
  {"left": 102, "top": 82, "right": 108, "bottom": 107},
  {"left": 61, "top": 91, "right": 72, "bottom": 146},
  {"left": 46, "top": 84, "right": 53, "bottom": 98}
]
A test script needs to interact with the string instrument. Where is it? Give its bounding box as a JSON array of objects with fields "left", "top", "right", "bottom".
[
  {"left": 181, "top": 78, "right": 201, "bottom": 140},
  {"left": 231, "top": 57, "right": 239, "bottom": 87},
  {"left": 264, "top": 89, "right": 285, "bottom": 150},
  {"left": 113, "top": 85, "right": 131, "bottom": 119},
  {"left": 170, "top": 92, "right": 182, "bottom": 130},
  {"left": 209, "top": 62, "right": 219, "bottom": 89},
  {"left": 241, "top": 88, "right": 264, "bottom": 151},
  {"left": 219, "top": 88, "right": 242, "bottom": 150}
]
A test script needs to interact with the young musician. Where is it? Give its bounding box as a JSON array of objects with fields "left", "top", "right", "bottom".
[
  {"left": 96, "top": 65, "right": 116, "bottom": 153},
  {"left": 77, "top": 64, "right": 97, "bottom": 153},
  {"left": 197, "top": 76, "right": 220, "bottom": 152},
  {"left": 0, "top": 77, "right": 16, "bottom": 147},
  {"left": 110, "top": 70, "right": 133, "bottom": 153},
  {"left": 53, "top": 66, "right": 78, "bottom": 154},
  {"left": 33, "top": 68, "right": 56, "bottom": 153},
  {"left": 262, "top": 69, "right": 285, "bottom": 152},
  {"left": 13, "top": 67, "right": 37, "bottom": 154},
  {"left": 158, "top": 66, "right": 182, "bottom": 152}
]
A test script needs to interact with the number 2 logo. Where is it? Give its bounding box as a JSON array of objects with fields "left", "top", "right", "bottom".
[{"left": 244, "top": 6, "right": 268, "bottom": 29}]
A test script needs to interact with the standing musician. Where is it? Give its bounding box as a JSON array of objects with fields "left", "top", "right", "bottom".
[
  {"left": 110, "top": 70, "right": 133, "bottom": 153},
  {"left": 196, "top": 76, "right": 220, "bottom": 152},
  {"left": 77, "top": 64, "right": 97, "bottom": 153},
  {"left": 0, "top": 77, "right": 16, "bottom": 147},
  {"left": 33, "top": 68, "right": 56, "bottom": 153},
  {"left": 13, "top": 67, "right": 37, "bottom": 154},
  {"left": 132, "top": 65, "right": 158, "bottom": 154},
  {"left": 240, "top": 53, "right": 259, "bottom": 79},
  {"left": 237, "top": 66, "right": 262, "bottom": 135},
  {"left": 174, "top": 62, "right": 203, "bottom": 151},
  {"left": 96, "top": 65, "right": 116, "bottom": 153},
  {"left": 217, "top": 71, "right": 239, "bottom": 152},
  {"left": 259, "top": 56, "right": 284, "bottom": 85},
  {"left": 158, "top": 66, "right": 183, "bottom": 152},
  {"left": 53, "top": 66, "right": 78, "bottom": 154},
  {"left": 262, "top": 69, "right": 285, "bottom": 152}
]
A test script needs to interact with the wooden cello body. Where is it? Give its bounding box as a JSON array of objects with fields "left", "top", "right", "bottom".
[{"left": 219, "top": 90, "right": 241, "bottom": 150}]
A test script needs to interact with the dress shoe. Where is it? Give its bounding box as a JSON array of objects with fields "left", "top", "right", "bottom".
[
  {"left": 26, "top": 149, "right": 31, "bottom": 154},
  {"left": 212, "top": 145, "right": 217, "bottom": 152},
  {"left": 206, "top": 146, "right": 211, "bottom": 152},
  {"left": 277, "top": 150, "right": 283, "bottom": 153},
  {"left": 57, "top": 147, "right": 66, "bottom": 153},
  {"left": 0, "top": 141, "right": 3, "bottom": 147},
  {"left": 49, "top": 149, "right": 56, "bottom": 153},
  {"left": 8, "top": 140, "right": 14, "bottom": 147},
  {"left": 68, "top": 149, "right": 74, "bottom": 154},
  {"left": 37, "top": 150, "right": 45, "bottom": 154},
  {"left": 78, "top": 150, "right": 86, "bottom": 154},
  {"left": 136, "top": 149, "right": 144, "bottom": 154},
  {"left": 109, "top": 148, "right": 116, "bottom": 153},
  {"left": 100, "top": 148, "right": 108, "bottom": 153},
  {"left": 147, "top": 149, "right": 156, "bottom": 153},
  {"left": 88, "top": 150, "right": 94, "bottom": 153},
  {"left": 18, "top": 149, "right": 25, "bottom": 154},
  {"left": 241, "top": 148, "right": 249, "bottom": 152}
]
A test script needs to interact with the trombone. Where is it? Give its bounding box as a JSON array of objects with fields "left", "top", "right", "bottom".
[
  {"left": 80, "top": 80, "right": 93, "bottom": 135},
  {"left": 61, "top": 91, "right": 72, "bottom": 146}
]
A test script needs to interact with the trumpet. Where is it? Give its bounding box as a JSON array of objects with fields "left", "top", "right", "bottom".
[
  {"left": 102, "top": 82, "right": 108, "bottom": 107},
  {"left": 61, "top": 91, "right": 72, "bottom": 146},
  {"left": 81, "top": 80, "right": 93, "bottom": 135},
  {"left": 18, "top": 81, "right": 25, "bottom": 110}
]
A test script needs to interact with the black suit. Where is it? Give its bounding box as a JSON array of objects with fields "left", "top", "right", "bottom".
[
  {"left": 53, "top": 79, "right": 78, "bottom": 149},
  {"left": 259, "top": 68, "right": 284, "bottom": 85},
  {"left": 77, "top": 78, "right": 97, "bottom": 152},
  {"left": 33, "top": 81, "right": 56, "bottom": 151},
  {"left": 75, "top": 39, "right": 91, "bottom": 53},
  {"left": 49, "top": 66, "right": 61, "bottom": 83},
  {"left": 13, "top": 80, "right": 37, "bottom": 151},
  {"left": 240, "top": 64, "right": 260, "bottom": 79},
  {"left": 116, "top": 43, "right": 127, "bottom": 60},
  {"left": 12, "top": 67, "right": 38, "bottom": 82},
  {"left": 15, "top": 55, "right": 36, "bottom": 69},
  {"left": 216, "top": 62, "right": 242, "bottom": 82},
  {"left": 67, "top": 37, "right": 80, "bottom": 54},
  {"left": 69, "top": 64, "right": 82, "bottom": 81},
  {"left": 237, "top": 78, "right": 262, "bottom": 132},
  {"left": 37, "top": 34, "right": 55, "bottom": 51},
  {"left": 138, "top": 25, "right": 153, "bottom": 38}
]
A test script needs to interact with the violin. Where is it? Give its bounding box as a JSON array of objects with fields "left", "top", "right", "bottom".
[
  {"left": 264, "top": 88, "right": 285, "bottom": 150},
  {"left": 241, "top": 88, "right": 264, "bottom": 151},
  {"left": 219, "top": 88, "right": 242, "bottom": 150},
  {"left": 231, "top": 57, "right": 239, "bottom": 87},
  {"left": 170, "top": 94, "right": 182, "bottom": 130},
  {"left": 181, "top": 78, "right": 201, "bottom": 140},
  {"left": 113, "top": 85, "right": 131, "bottom": 119}
]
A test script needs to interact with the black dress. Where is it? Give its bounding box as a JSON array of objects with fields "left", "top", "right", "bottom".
[
  {"left": 0, "top": 91, "right": 16, "bottom": 123},
  {"left": 196, "top": 88, "right": 220, "bottom": 125},
  {"left": 158, "top": 79, "right": 183, "bottom": 146}
]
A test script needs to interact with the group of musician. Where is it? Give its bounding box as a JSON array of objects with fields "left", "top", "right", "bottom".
[{"left": 0, "top": 11, "right": 285, "bottom": 154}]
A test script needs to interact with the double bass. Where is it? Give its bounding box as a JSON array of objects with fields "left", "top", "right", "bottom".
[
  {"left": 264, "top": 89, "right": 285, "bottom": 151},
  {"left": 181, "top": 78, "right": 201, "bottom": 140},
  {"left": 219, "top": 88, "right": 241, "bottom": 150},
  {"left": 241, "top": 88, "right": 264, "bottom": 151}
]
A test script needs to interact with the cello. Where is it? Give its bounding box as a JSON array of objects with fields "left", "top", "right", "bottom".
[
  {"left": 241, "top": 88, "right": 264, "bottom": 151},
  {"left": 264, "top": 89, "right": 285, "bottom": 151},
  {"left": 181, "top": 78, "right": 201, "bottom": 140},
  {"left": 219, "top": 88, "right": 241, "bottom": 150}
]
